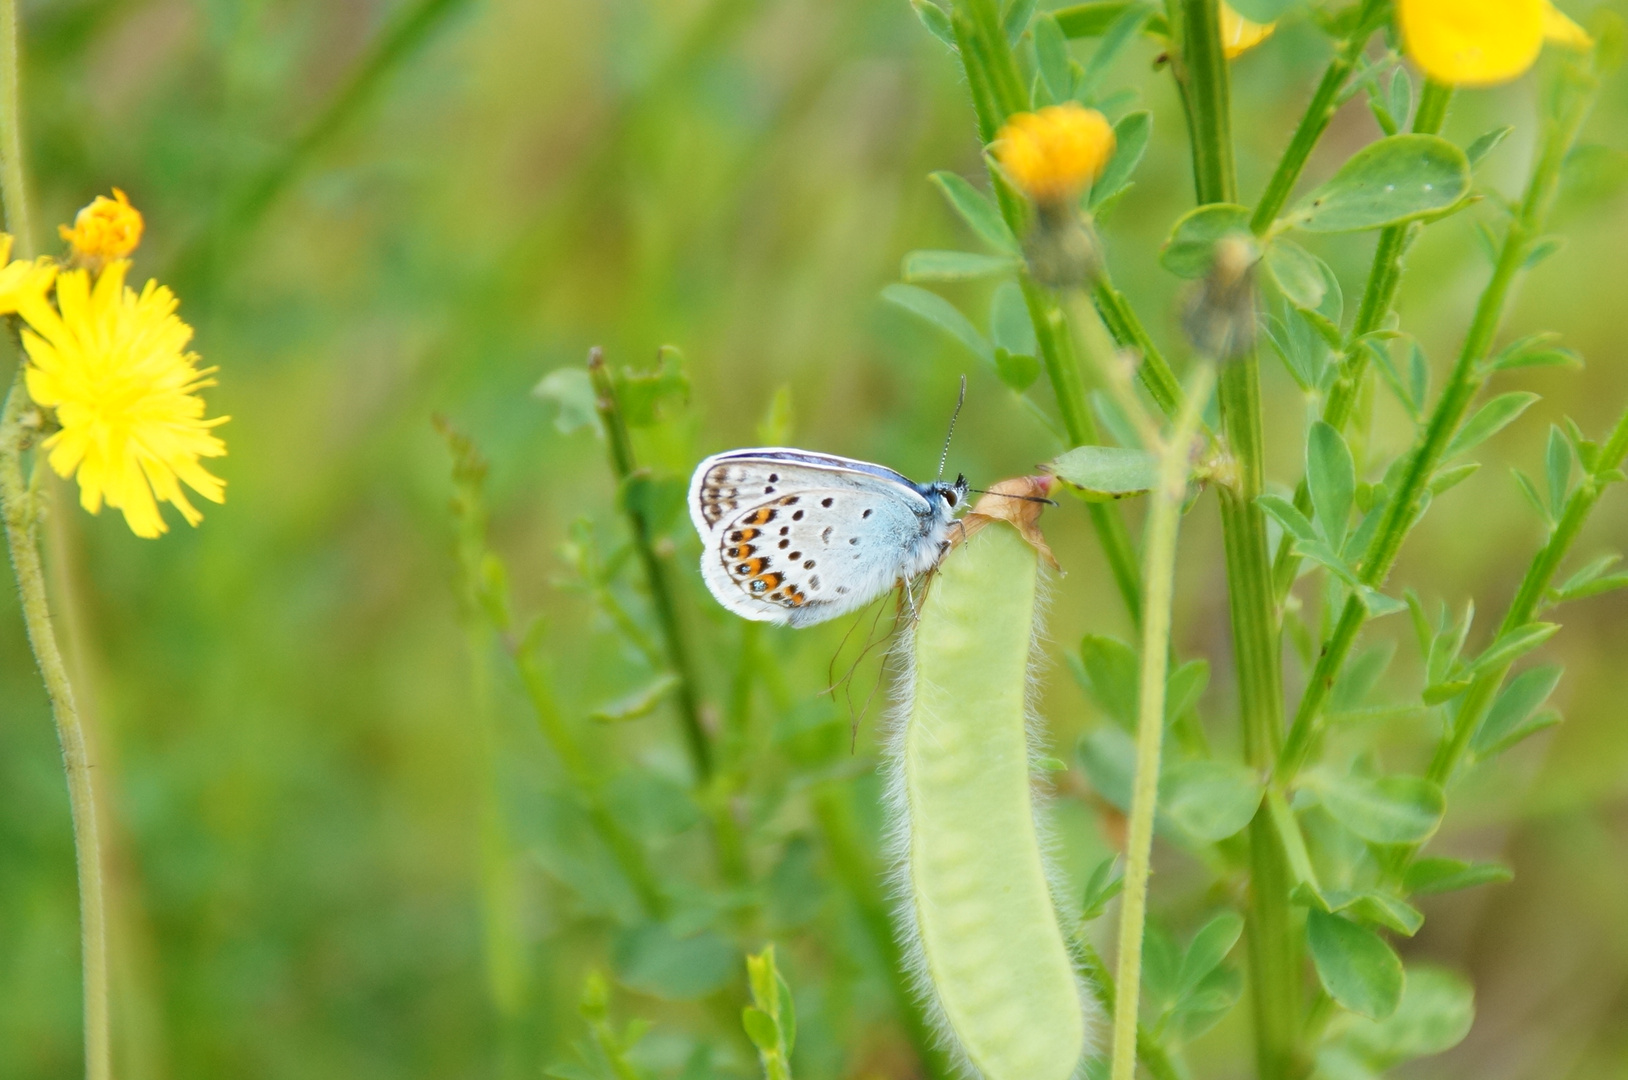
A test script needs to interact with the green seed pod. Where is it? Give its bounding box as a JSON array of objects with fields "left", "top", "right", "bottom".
[{"left": 888, "top": 490, "right": 1093, "bottom": 1080}]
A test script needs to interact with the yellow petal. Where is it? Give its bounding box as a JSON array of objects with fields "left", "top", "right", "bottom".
[
  {"left": 1399, "top": 0, "right": 1545, "bottom": 86},
  {"left": 1220, "top": 3, "right": 1275, "bottom": 59},
  {"left": 994, "top": 103, "right": 1117, "bottom": 204},
  {"left": 1543, "top": 2, "right": 1592, "bottom": 50}
]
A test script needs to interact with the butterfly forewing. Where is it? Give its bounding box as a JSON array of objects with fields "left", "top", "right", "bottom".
[{"left": 689, "top": 451, "right": 945, "bottom": 627}]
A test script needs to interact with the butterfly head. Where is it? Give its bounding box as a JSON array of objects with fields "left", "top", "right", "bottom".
[{"left": 926, "top": 472, "right": 970, "bottom": 515}]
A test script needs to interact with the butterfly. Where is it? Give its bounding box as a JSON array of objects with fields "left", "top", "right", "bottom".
[{"left": 687, "top": 448, "right": 970, "bottom": 627}]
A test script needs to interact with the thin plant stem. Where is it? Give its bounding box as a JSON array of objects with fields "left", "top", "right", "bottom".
[
  {"left": 586, "top": 347, "right": 714, "bottom": 783},
  {"left": 1068, "top": 934, "right": 1183, "bottom": 1080},
  {"left": 1427, "top": 402, "right": 1628, "bottom": 784},
  {"left": 0, "top": 377, "right": 111, "bottom": 1080},
  {"left": 1165, "top": 2, "right": 1300, "bottom": 1077},
  {"left": 0, "top": 6, "right": 111, "bottom": 1076},
  {"left": 1109, "top": 363, "right": 1213, "bottom": 1080},
  {"left": 1277, "top": 59, "right": 1600, "bottom": 783},
  {"left": 949, "top": 3, "right": 1146, "bottom": 623},
  {"left": 1247, "top": 0, "right": 1385, "bottom": 235}
]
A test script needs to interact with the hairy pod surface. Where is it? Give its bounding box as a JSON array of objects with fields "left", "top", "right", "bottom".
[{"left": 892, "top": 516, "right": 1087, "bottom": 1080}]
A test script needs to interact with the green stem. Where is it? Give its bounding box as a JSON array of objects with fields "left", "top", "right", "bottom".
[
  {"left": 586, "top": 347, "right": 714, "bottom": 784},
  {"left": 1110, "top": 365, "right": 1212, "bottom": 1080},
  {"left": 811, "top": 787, "right": 951, "bottom": 1080},
  {"left": 1270, "top": 81, "right": 1454, "bottom": 599},
  {"left": 1278, "top": 62, "right": 1599, "bottom": 783},
  {"left": 1248, "top": 4, "right": 1386, "bottom": 235},
  {"left": 950, "top": 3, "right": 1146, "bottom": 623},
  {"left": 1167, "top": 2, "right": 1300, "bottom": 1077},
  {"left": 1, "top": 377, "right": 111, "bottom": 1080},
  {"left": 0, "top": 9, "right": 111, "bottom": 1077},
  {"left": 1427, "top": 403, "right": 1628, "bottom": 784},
  {"left": 1069, "top": 936, "right": 1183, "bottom": 1080}
]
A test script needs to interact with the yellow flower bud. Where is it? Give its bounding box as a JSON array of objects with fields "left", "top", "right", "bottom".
[
  {"left": 1399, "top": 0, "right": 1588, "bottom": 87},
  {"left": 994, "top": 104, "right": 1116, "bottom": 206},
  {"left": 1220, "top": 3, "right": 1275, "bottom": 59},
  {"left": 58, "top": 188, "right": 144, "bottom": 263},
  {"left": 0, "top": 233, "right": 58, "bottom": 321}
]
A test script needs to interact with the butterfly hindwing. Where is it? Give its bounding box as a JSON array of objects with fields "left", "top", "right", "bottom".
[{"left": 689, "top": 450, "right": 947, "bottom": 627}]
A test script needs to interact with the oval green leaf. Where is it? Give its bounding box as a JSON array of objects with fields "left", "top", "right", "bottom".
[
  {"left": 1292, "top": 135, "right": 1470, "bottom": 233},
  {"left": 1311, "top": 772, "right": 1445, "bottom": 845},
  {"left": 1050, "top": 445, "right": 1160, "bottom": 500},
  {"left": 1306, "top": 909, "right": 1404, "bottom": 1020},
  {"left": 1160, "top": 203, "right": 1251, "bottom": 279},
  {"left": 1162, "top": 760, "right": 1264, "bottom": 841}
]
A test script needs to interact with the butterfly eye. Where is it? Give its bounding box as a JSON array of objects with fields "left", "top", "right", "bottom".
[{"left": 943, "top": 489, "right": 958, "bottom": 508}]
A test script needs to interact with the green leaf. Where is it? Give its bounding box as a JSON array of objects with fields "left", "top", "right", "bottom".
[
  {"left": 1475, "top": 682, "right": 1562, "bottom": 758},
  {"left": 1171, "top": 964, "right": 1243, "bottom": 1040},
  {"left": 1081, "top": 856, "right": 1124, "bottom": 920},
  {"left": 1546, "top": 426, "right": 1572, "bottom": 519},
  {"left": 1264, "top": 237, "right": 1328, "bottom": 310},
  {"left": 1160, "top": 203, "right": 1252, "bottom": 279},
  {"left": 1334, "top": 966, "right": 1474, "bottom": 1062},
  {"left": 1265, "top": 308, "right": 1331, "bottom": 392},
  {"left": 1179, "top": 910, "right": 1245, "bottom": 995},
  {"left": 535, "top": 367, "right": 603, "bottom": 436},
  {"left": 1553, "top": 554, "right": 1628, "bottom": 603},
  {"left": 1306, "top": 909, "right": 1405, "bottom": 1020},
  {"left": 1162, "top": 760, "right": 1264, "bottom": 841},
  {"left": 1326, "top": 889, "right": 1425, "bottom": 937},
  {"left": 1429, "top": 462, "right": 1480, "bottom": 496},
  {"left": 1387, "top": 69, "right": 1413, "bottom": 134},
  {"left": 1405, "top": 857, "right": 1514, "bottom": 895},
  {"left": 1259, "top": 495, "right": 1359, "bottom": 586},
  {"left": 1524, "top": 234, "right": 1565, "bottom": 269},
  {"left": 741, "top": 1006, "right": 779, "bottom": 1053},
  {"left": 617, "top": 347, "right": 690, "bottom": 426},
  {"left": 1308, "top": 422, "right": 1356, "bottom": 550},
  {"left": 1292, "top": 135, "right": 1471, "bottom": 233},
  {"left": 902, "top": 249, "right": 1020, "bottom": 282},
  {"left": 1309, "top": 772, "right": 1445, "bottom": 845},
  {"left": 612, "top": 923, "right": 737, "bottom": 1000},
  {"left": 994, "top": 347, "right": 1040, "bottom": 392},
  {"left": 1055, "top": 1, "right": 1167, "bottom": 39},
  {"left": 1466, "top": 622, "right": 1559, "bottom": 677},
  {"left": 1003, "top": 0, "right": 1040, "bottom": 41},
  {"left": 1090, "top": 110, "right": 1151, "bottom": 209},
  {"left": 1050, "top": 445, "right": 1160, "bottom": 500},
  {"left": 1511, "top": 467, "right": 1551, "bottom": 524},
  {"left": 1075, "top": 3, "right": 1150, "bottom": 102},
  {"left": 1227, "top": 0, "right": 1295, "bottom": 20},
  {"left": 1033, "top": 12, "right": 1072, "bottom": 103},
  {"left": 929, "top": 171, "right": 1019, "bottom": 251},
  {"left": 1165, "top": 658, "right": 1209, "bottom": 724},
  {"left": 1483, "top": 330, "right": 1584, "bottom": 373},
  {"left": 883, "top": 283, "right": 993, "bottom": 365},
  {"left": 911, "top": 0, "right": 957, "bottom": 48},
  {"left": 1076, "top": 634, "right": 1140, "bottom": 728},
  {"left": 1465, "top": 125, "right": 1514, "bottom": 168},
  {"left": 1445, "top": 391, "right": 1539, "bottom": 459},
  {"left": 1077, "top": 726, "right": 1135, "bottom": 812},
  {"left": 591, "top": 674, "right": 680, "bottom": 723},
  {"left": 989, "top": 281, "right": 1038, "bottom": 356}
]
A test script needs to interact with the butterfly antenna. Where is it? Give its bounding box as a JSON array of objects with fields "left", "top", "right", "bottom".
[
  {"left": 936, "top": 374, "right": 968, "bottom": 481},
  {"left": 965, "top": 486, "right": 1059, "bottom": 506}
]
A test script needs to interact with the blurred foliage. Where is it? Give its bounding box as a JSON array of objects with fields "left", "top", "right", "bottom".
[{"left": 3, "top": 0, "right": 1628, "bottom": 1078}]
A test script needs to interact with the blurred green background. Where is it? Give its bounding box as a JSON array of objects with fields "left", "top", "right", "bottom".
[{"left": 3, "top": 0, "right": 1628, "bottom": 1077}]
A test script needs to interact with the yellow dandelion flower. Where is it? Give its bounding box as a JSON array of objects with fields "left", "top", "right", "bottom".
[
  {"left": 1399, "top": 0, "right": 1591, "bottom": 87},
  {"left": 1220, "top": 3, "right": 1275, "bottom": 59},
  {"left": 59, "top": 188, "right": 144, "bottom": 264},
  {"left": 0, "top": 233, "right": 57, "bottom": 318},
  {"left": 994, "top": 103, "right": 1116, "bottom": 206},
  {"left": 21, "top": 260, "right": 227, "bottom": 539}
]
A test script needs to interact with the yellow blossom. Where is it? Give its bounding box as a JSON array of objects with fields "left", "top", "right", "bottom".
[
  {"left": 1399, "top": 0, "right": 1591, "bottom": 87},
  {"left": 58, "top": 188, "right": 144, "bottom": 264},
  {"left": 994, "top": 104, "right": 1116, "bottom": 205},
  {"left": 21, "top": 260, "right": 227, "bottom": 538},
  {"left": 0, "top": 233, "right": 57, "bottom": 317},
  {"left": 1220, "top": 3, "right": 1275, "bottom": 59}
]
